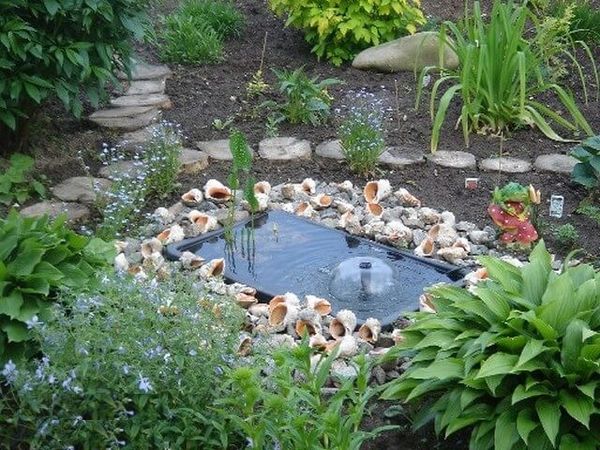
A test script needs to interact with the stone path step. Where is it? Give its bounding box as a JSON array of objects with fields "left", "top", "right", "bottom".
[
  {"left": 427, "top": 150, "right": 477, "bottom": 169},
  {"left": 126, "top": 79, "right": 166, "bottom": 96},
  {"left": 258, "top": 137, "right": 311, "bottom": 160},
  {"left": 51, "top": 176, "right": 112, "bottom": 204},
  {"left": 118, "top": 62, "right": 172, "bottom": 81},
  {"left": 479, "top": 157, "right": 531, "bottom": 173},
  {"left": 20, "top": 201, "right": 90, "bottom": 223},
  {"left": 89, "top": 106, "right": 160, "bottom": 130},
  {"left": 111, "top": 94, "right": 172, "bottom": 109},
  {"left": 99, "top": 149, "right": 208, "bottom": 179},
  {"left": 534, "top": 153, "right": 577, "bottom": 174}
]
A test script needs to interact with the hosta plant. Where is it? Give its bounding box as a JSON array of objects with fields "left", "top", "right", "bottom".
[
  {"left": 0, "top": 153, "right": 45, "bottom": 207},
  {"left": 0, "top": 211, "right": 114, "bottom": 362},
  {"left": 571, "top": 135, "right": 600, "bottom": 190},
  {"left": 382, "top": 241, "right": 600, "bottom": 449}
]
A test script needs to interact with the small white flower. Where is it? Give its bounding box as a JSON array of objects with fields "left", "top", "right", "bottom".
[
  {"left": 25, "top": 315, "right": 43, "bottom": 329},
  {"left": 138, "top": 373, "right": 152, "bottom": 393},
  {"left": 1, "top": 360, "right": 18, "bottom": 384}
]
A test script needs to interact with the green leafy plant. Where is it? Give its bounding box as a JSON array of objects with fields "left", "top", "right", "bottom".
[
  {"left": 217, "top": 341, "right": 394, "bottom": 449},
  {"left": 268, "top": 0, "right": 425, "bottom": 66},
  {"left": 0, "top": 0, "right": 147, "bottom": 147},
  {"left": 419, "top": 0, "right": 593, "bottom": 152},
  {"left": 339, "top": 103, "right": 386, "bottom": 176},
  {"left": 571, "top": 135, "right": 600, "bottom": 190},
  {"left": 265, "top": 67, "right": 341, "bottom": 126},
  {"left": 179, "top": 0, "right": 244, "bottom": 39},
  {"left": 143, "top": 122, "right": 183, "bottom": 199},
  {"left": 0, "top": 210, "right": 114, "bottom": 362},
  {"left": 536, "top": 0, "right": 600, "bottom": 44},
  {"left": 552, "top": 223, "right": 580, "bottom": 249},
  {"left": 382, "top": 241, "right": 600, "bottom": 449},
  {"left": 0, "top": 273, "right": 245, "bottom": 448},
  {"left": 576, "top": 201, "right": 600, "bottom": 226},
  {"left": 0, "top": 153, "right": 45, "bottom": 207}
]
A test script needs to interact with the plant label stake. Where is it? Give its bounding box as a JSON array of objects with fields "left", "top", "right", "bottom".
[
  {"left": 465, "top": 178, "right": 479, "bottom": 190},
  {"left": 549, "top": 195, "right": 564, "bottom": 218}
]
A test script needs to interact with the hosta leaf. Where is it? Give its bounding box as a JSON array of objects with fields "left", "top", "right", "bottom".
[
  {"left": 520, "top": 241, "right": 551, "bottom": 305},
  {"left": 475, "top": 286, "right": 511, "bottom": 320},
  {"left": 559, "top": 389, "right": 594, "bottom": 428},
  {"left": 494, "top": 410, "right": 519, "bottom": 450},
  {"left": 19, "top": 276, "right": 50, "bottom": 295},
  {"left": 1, "top": 320, "right": 29, "bottom": 342},
  {"left": 516, "top": 339, "right": 547, "bottom": 368},
  {"left": 479, "top": 256, "right": 522, "bottom": 294},
  {"left": 561, "top": 320, "right": 585, "bottom": 372},
  {"left": 538, "top": 273, "right": 577, "bottom": 334},
  {"left": 535, "top": 398, "right": 560, "bottom": 446},
  {"left": 407, "top": 358, "right": 464, "bottom": 380},
  {"left": 0, "top": 290, "right": 23, "bottom": 319},
  {"left": 516, "top": 408, "right": 538, "bottom": 445},
  {"left": 414, "top": 330, "right": 458, "bottom": 350},
  {"left": 576, "top": 381, "right": 597, "bottom": 400},
  {"left": 7, "top": 247, "right": 45, "bottom": 277},
  {"left": 476, "top": 353, "right": 518, "bottom": 379},
  {"left": 33, "top": 261, "right": 64, "bottom": 282}
]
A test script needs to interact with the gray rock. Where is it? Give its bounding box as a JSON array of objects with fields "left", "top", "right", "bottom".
[
  {"left": 412, "top": 228, "right": 428, "bottom": 246},
  {"left": 214, "top": 209, "right": 249, "bottom": 225},
  {"left": 126, "top": 78, "right": 166, "bottom": 96},
  {"left": 378, "top": 145, "right": 425, "bottom": 167},
  {"left": 98, "top": 160, "right": 143, "bottom": 179},
  {"left": 479, "top": 157, "right": 531, "bottom": 173},
  {"left": 455, "top": 221, "right": 477, "bottom": 232},
  {"left": 330, "top": 360, "right": 359, "bottom": 381},
  {"left": 428, "top": 150, "right": 476, "bottom": 169},
  {"left": 20, "top": 201, "right": 90, "bottom": 223},
  {"left": 119, "top": 62, "right": 172, "bottom": 81},
  {"left": 196, "top": 139, "right": 247, "bottom": 161},
  {"left": 320, "top": 209, "right": 339, "bottom": 220},
  {"left": 51, "top": 176, "right": 112, "bottom": 204},
  {"left": 119, "top": 127, "right": 154, "bottom": 149},
  {"left": 352, "top": 31, "right": 459, "bottom": 73},
  {"left": 258, "top": 137, "right": 312, "bottom": 160},
  {"left": 89, "top": 106, "right": 160, "bottom": 130},
  {"left": 321, "top": 218, "right": 338, "bottom": 228},
  {"left": 179, "top": 149, "right": 209, "bottom": 174},
  {"left": 534, "top": 154, "right": 578, "bottom": 174},
  {"left": 315, "top": 140, "right": 344, "bottom": 159},
  {"left": 470, "top": 245, "right": 489, "bottom": 256},
  {"left": 371, "top": 365, "right": 387, "bottom": 385},
  {"left": 110, "top": 94, "right": 172, "bottom": 109},
  {"left": 469, "top": 229, "right": 492, "bottom": 245}
]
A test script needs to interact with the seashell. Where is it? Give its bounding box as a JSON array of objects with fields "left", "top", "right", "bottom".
[
  {"left": 437, "top": 246, "right": 467, "bottom": 263},
  {"left": 337, "top": 335, "right": 359, "bottom": 358},
  {"left": 198, "top": 258, "right": 225, "bottom": 279},
  {"left": 181, "top": 188, "right": 204, "bottom": 206},
  {"left": 141, "top": 237, "right": 163, "bottom": 259},
  {"left": 337, "top": 180, "right": 354, "bottom": 192},
  {"left": 306, "top": 295, "right": 332, "bottom": 316},
  {"left": 295, "top": 318, "right": 319, "bottom": 336},
  {"left": 358, "top": 318, "right": 381, "bottom": 344},
  {"left": 127, "top": 265, "right": 147, "bottom": 281},
  {"left": 204, "top": 179, "right": 232, "bottom": 203},
  {"left": 394, "top": 188, "right": 421, "bottom": 207},
  {"left": 268, "top": 303, "right": 288, "bottom": 327},
  {"left": 339, "top": 211, "right": 362, "bottom": 234},
  {"left": 334, "top": 199, "right": 354, "bottom": 214},
  {"left": 453, "top": 237, "right": 471, "bottom": 253},
  {"left": 281, "top": 203, "right": 295, "bottom": 213},
  {"left": 152, "top": 207, "right": 174, "bottom": 224},
  {"left": 281, "top": 183, "right": 297, "bottom": 200},
  {"left": 254, "top": 181, "right": 272, "bottom": 196},
  {"left": 391, "top": 329, "right": 405, "bottom": 345},
  {"left": 142, "top": 251, "right": 164, "bottom": 271},
  {"left": 419, "top": 293, "right": 436, "bottom": 313},
  {"left": 464, "top": 267, "right": 488, "bottom": 286},
  {"left": 310, "top": 193, "right": 333, "bottom": 209},
  {"left": 363, "top": 180, "right": 391, "bottom": 204},
  {"left": 268, "top": 295, "right": 287, "bottom": 314},
  {"left": 248, "top": 303, "right": 269, "bottom": 317},
  {"left": 114, "top": 253, "right": 129, "bottom": 272},
  {"left": 180, "top": 251, "right": 205, "bottom": 270},
  {"left": 157, "top": 224, "right": 185, "bottom": 244},
  {"left": 295, "top": 201, "right": 313, "bottom": 217},
  {"left": 418, "top": 207, "right": 441, "bottom": 225},
  {"left": 366, "top": 202, "right": 384, "bottom": 218},
  {"left": 245, "top": 193, "right": 269, "bottom": 212},
  {"left": 188, "top": 210, "right": 218, "bottom": 234},
  {"left": 301, "top": 178, "right": 316, "bottom": 194},
  {"left": 329, "top": 309, "right": 357, "bottom": 340},
  {"left": 236, "top": 292, "right": 258, "bottom": 309},
  {"left": 440, "top": 211, "right": 456, "bottom": 227},
  {"left": 237, "top": 335, "right": 252, "bottom": 356},
  {"left": 428, "top": 223, "right": 457, "bottom": 248},
  {"left": 115, "top": 240, "right": 128, "bottom": 253},
  {"left": 309, "top": 334, "right": 328, "bottom": 351},
  {"left": 383, "top": 220, "right": 413, "bottom": 242},
  {"left": 414, "top": 237, "right": 435, "bottom": 257}
]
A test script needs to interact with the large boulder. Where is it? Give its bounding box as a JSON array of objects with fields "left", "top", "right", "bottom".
[{"left": 352, "top": 31, "right": 459, "bottom": 73}]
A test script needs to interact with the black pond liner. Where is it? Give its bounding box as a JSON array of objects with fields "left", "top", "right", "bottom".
[{"left": 165, "top": 211, "right": 469, "bottom": 327}]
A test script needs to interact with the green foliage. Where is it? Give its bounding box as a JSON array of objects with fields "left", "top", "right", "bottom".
[
  {"left": 217, "top": 341, "right": 394, "bottom": 449},
  {"left": 143, "top": 122, "right": 183, "bottom": 198},
  {"left": 0, "top": 153, "right": 45, "bottom": 207},
  {"left": 535, "top": 0, "right": 600, "bottom": 44},
  {"left": 382, "top": 241, "right": 600, "bottom": 449},
  {"left": 265, "top": 67, "right": 341, "bottom": 126},
  {"left": 571, "top": 135, "right": 600, "bottom": 190},
  {"left": 420, "top": 0, "right": 593, "bottom": 152},
  {"left": 158, "top": 0, "right": 243, "bottom": 64},
  {"left": 339, "top": 103, "right": 386, "bottom": 177},
  {"left": 268, "top": 0, "right": 426, "bottom": 66},
  {"left": 0, "top": 210, "right": 114, "bottom": 362},
  {"left": 227, "top": 130, "right": 258, "bottom": 216},
  {"left": 0, "top": 273, "right": 245, "bottom": 448},
  {"left": 576, "top": 201, "right": 600, "bottom": 226},
  {"left": 0, "top": 0, "right": 147, "bottom": 137},
  {"left": 553, "top": 223, "right": 579, "bottom": 249}
]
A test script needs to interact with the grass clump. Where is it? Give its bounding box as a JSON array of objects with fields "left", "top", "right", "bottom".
[{"left": 552, "top": 223, "right": 579, "bottom": 248}]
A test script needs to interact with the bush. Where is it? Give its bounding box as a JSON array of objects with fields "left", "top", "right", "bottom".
[
  {"left": 420, "top": 0, "right": 593, "bottom": 151},
  {"left": 553, "top": 223, "right": 579, "bottom": 249},
  {"left": 268, "top": 0, "right": 426, "bottom": 66},
  {"left": 0, "top": 153, "right": 45, "bottom": 208},
  {"left": 180, "top": 0, "right": 244, "bottom": 39},
  {"left": 0, "top": 0, "right": 147, "bottom": 144},
  {"left": 382, "top": 241, "right": 600, "bottom": 449},
  {"left": 571, "top": 135, "right": 600, "bottom": 190},
  {"left": 0, "top": 273, "right": 245, "bottom": 448},
  {"left": 0, "top": 211, "right": 114, "bottom": 362}
]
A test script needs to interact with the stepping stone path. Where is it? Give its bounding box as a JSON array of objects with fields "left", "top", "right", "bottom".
[
  {"left": 428, "top": 151, "right": 477, "bottom": 169},
  {"left": 119, "top": 126, "right": 155, "bottom": 149},
  {"left": 99, "top": 149, "right": 208, "bottom": 179},
  {"left": 534, "top": 154, "right": 577, "bottom": 174},
  {"left": 258, "top": 137, "right": 312, "bottom": 160},
  {"left": 20, "top": 201, "right": 90, "bottom": 223},
  {"left": 111, "top": 94, "right": 172, "bottom": 109},
  {"left": 196, "top": 139, "right": 242, "bottom": 161},
  {"left": 316, "top": 140, "right": 344, "bottom": 159},
  {"left": 379, "top": 146, "right": 425, "bottom": 167},
  {"left": 51, "top": 176, "right": 112, "bottom": 204},
  {"left": 479, "top": 157, "right": 532, "bottom": 173},
  {"left": 89, "top": 106, "right": 160, "bottom": 131}
]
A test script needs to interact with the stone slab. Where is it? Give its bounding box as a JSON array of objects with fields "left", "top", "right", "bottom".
[
  {"left": 179, "top": 149, "right": 209, "bottom": 174},
  {"left": 126, "top": 78, "right": 166, "bottom": 96},
  {"left": 315, "top": 140, "right": 344, "bottom": 159},
  {"left": 110, "top": 94, "right": 172, "bottom": 109},
  {"left": 427, "top": 150, "right": 476, "bottom": 169},
  {"left": 99, "top": 160, "right": 143, "bottom": 179},
  {"left": 118, "top": 62, "right": 172, "bottom": 81},
  {"left": 196, "top": 139, "right": 244, "bottom": 161},
  {"left": 89, "top": 106, "right": 160, "bottom": 131},
  {"left": 118, "top": 127, "right": 155, "bottom": 149},
  {"left": 379, "top": 146, "right": 425, "bottom": 167},
  {"left": 479, "top": 157, "right": 531, "bottom": 173},
  {"left": 20, "top": 201, "right": 90, "bottom": 223},
  {"left": 534, "top": 153, "right": 578, "bottom": 174},
  {"left": 258, "top": 137, "right": 311, "bottom": 160},
  {"left": 51, "top": 176, "right": 112, "bottom": 204}
]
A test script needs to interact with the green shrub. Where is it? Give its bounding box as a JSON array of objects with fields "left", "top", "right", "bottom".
[
  {"left": 553, "top": 223, "right": 580, "bottom": 249},
  {"left": 180, "top": 0, "right": 244, "bottom": 39},
  {"left": 420, "top": 0, "right": 593, "bottom": 152},
  {"left": 382, "top": 241, "right": 600, "bottom": 449},
  {"left": 143, "top": 122, "right": 183, "bottom": 198},
  {"left": 0, "top": 211, "right": 114, "bottom": 362},
  {"left": 0, "top": 0, "right": 147, "bottom": 144},
  {"left": 0, "top": 273, "right": 245, "bottom": 448},
  {"left": 536, "top": 0, "right": 600, "bottom": 44},
  {"left": 0, "top": 153, "right": 45, "bottom": 207},
  {"left": 571, "top": 135, "right": 600, "bottom": 190},
  {"left": 576, "top": 201, "right": 600, "bottom": 226},
  {"left": 268, "top": 0, "right": 426, "bottom": 66}
]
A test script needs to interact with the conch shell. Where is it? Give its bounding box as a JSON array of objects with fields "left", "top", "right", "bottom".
[
  {"left": 437, "top": 246, "right": 467, "bottom": 263},
  {"left": 188, "top": 210, "right": 218, "bottom": 234},
  {"left": 306, "top": 295, "right": 332, "bottom": 316},
  {"left": 248, "top": 303, "right": 269, "bottom": 317},
  {"left": 237, "top": 335, "right": 252, "bottom": 356},
  {"left": 309, "top": 334, "right": 328, "bottom": 351},
  {"left": 181, "top": 188, "right": 204, "bottom": 206},
  {"left": 141, "top": 237, "right": 163, "bottom": 258},
  {"left": 295, "top": 201, "right": 313, "bottom": 217},
  {"left": 310, "top": 193, "right": 332, "bottom": 209},
  {"left": 419, "top": 293, "right": 436, "bottom": 313},
  {"left": 414, "top": 236, "right": 435, "bottom": 257},
  {"left": 268, "top": 293, "right": 300, "bottom": 327},
  {"left": 254, "top": 181, "right": 272, "bottom": 196},
  {"left": 114, "top": 253, "right": 129, "bottom": 273},
  {"left": 179, "top": 251, "right": 205, "bottom": 270},
  {"left": 428, "top": 223, "right": 457, "bottom": 248},
  {"left": 395, "top": 188, "right": 421, "bottom": 207},
  {"left": 363, "top": 179, "right": 391, "bottom": 204},
  {"left": 301, "top": 178, "right": 316, "bottom": 194},
  {"left": 329, "top": 309, "right": 357, "bottom": 340},
  {"left": 204, "top": 179, "right": 232, "bottom": 202},
  {"left": 198, "top": 258, "right": 225, "bottom": 279},
  {"left": 391, "top": 329, "right": 405, "bottom": 345},
  {"left": 295, "top": 308, "right": 321, "bottom": 337},
  {"left": 236, "top": 292, "right": 258, "bottom": 309},
  {"left": 337, "top": 335, "right": 359, "bottom": 358},
  {"left": 366, "top": 202, "right": 383, "bottom": 218},
  {"left": 157, "top": 224, "right": 185, "bottom": 244},
  {"left": 358, "top": 318, "right": 381, "bottom": 344}
]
